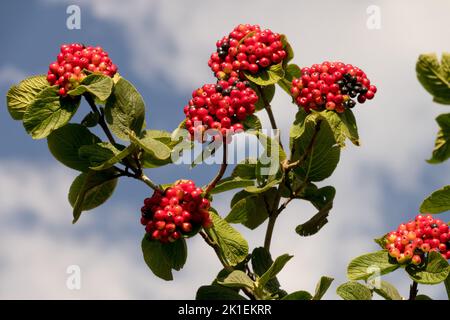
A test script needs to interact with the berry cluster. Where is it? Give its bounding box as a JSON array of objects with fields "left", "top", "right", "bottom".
[
  {"left": 140, "top": 180, "right": 213, "bottom": 243},
  {"left": 208, "top": 24, "right": 287, "bottom": 79},
  {"left": 385, "top": 214, "right": 450, "bottom": 265},
  {"left": 183, "top": 77, "right": 258, "bottom": 139},
  {"left": 290, "top": 61, "right": 377, "bottom": 113},
  {"left": 47, "top": 43, "right": 118, "bottom": 96}
]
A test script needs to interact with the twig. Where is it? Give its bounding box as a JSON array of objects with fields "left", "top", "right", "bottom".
[
  {"left": 140, "top": 174, "right": 162, "bottom": 191},
  {"left": 114, "top": 166, "right": 162, "bottom": 192},
  {"left": 83, "top": 93, "right": 116, "bottom": 145},
  {"left": 409, "top": 281, "right": 419, "bottom": 300},
  {"left": 205, "top": 137, "right": 228, "bottom": 195},
  {"left": 256, "top": 85, "right": 278, "bottom": 130},
  {"left": 199, "top": 231, "right": 256, "bottom": 300},
  {"left": 263, "top": 120, "right": 322, "bottom": 251}
]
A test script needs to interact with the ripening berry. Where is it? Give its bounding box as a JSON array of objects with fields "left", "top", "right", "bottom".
[
  {"left": 396, "top": 253, "right": 407, "bottom": 264},
  {"left": 389, "top": 247, "right": 400, "bottom": 258},
  {"left": 291, "top": 61, "right": 376, "bottom": 113},
  {"left": 411, "top": 255, "right": 422, "bottom": 265},
  {"left": 208, "top": 24, "right": 287, "bottom": 79},
  {"left": 47, "top": 43, "right": 117, "bottom": 95},
  {"left": 140, "top": 180, "right": 212, "bottom": 244},
  {"left": 184, "top": 78, "right": 258, "bottom": 141},
  {"left": 384, "top": 214, "right": 450, "bottom": 266}
]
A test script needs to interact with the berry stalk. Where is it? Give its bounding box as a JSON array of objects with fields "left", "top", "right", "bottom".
[
  {"left": 409, "top": 281, "right": 419, "bottom": 300},
  {"left": 205, "top": 136, "right": 228, "bottom": 195},
  {"left": 84, "top": 93, "right": 117, "bottom": 145}
]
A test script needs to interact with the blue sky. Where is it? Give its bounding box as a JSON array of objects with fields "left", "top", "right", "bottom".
[{"left": 0, "top": 0, "right": 449, "bottom": 299}]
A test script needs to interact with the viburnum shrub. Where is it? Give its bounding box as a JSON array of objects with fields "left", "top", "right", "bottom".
[
  {"left": 5, "top": 28, "right": 449, "bottom": 300},
  {"left": 341, "top": 53, "right": 450, "bottom": 301}
]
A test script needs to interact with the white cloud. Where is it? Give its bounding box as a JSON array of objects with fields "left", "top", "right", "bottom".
[
  {"left": 43, "top": 0, "right": 450, "bottom": 187},
  {"left": 0, "top": 65, "right": 27, "bottom": 87},
  {"left": 0, "top": 160, "right": 222, "bottom": 299}
]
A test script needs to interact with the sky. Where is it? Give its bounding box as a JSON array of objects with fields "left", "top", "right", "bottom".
[{"left": 1, "top": 0, "right": 450, "bottom": 299}]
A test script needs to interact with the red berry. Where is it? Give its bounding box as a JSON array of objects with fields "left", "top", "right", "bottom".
[
  {"left": 47, "top": 43, "right": 118, "bottom": 95},
  {"left": 140, "top": 180, "right": 213, "bottom": 243},
  {"left": 291, "top": 61, "right": 376, "bottom": 113},
  {"left": 155, "top": 221, "right": 166, "bottom": 230},
  {"left": 181, "top": 222, "right": 192, "bottom": 233}
]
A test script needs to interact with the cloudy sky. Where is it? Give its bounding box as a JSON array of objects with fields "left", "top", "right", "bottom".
[{"left": 1, "top": 0, "right": 450, "bottom": 299}]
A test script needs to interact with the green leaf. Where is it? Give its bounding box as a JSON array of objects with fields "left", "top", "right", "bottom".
[
  {"left": 289, "top": 109, "right": 308, "bottom": 146},
  {"left": 130, "top": 130, "right": 171, "bottom": 161},
  {"left": 284, "top": 64, "right": 301, "bottom": 81},
  {"left": 428, "top": 113, "right": 450, "bottom": 163},
  {"left": 416, "top": 294, "right": 433, "bottom": 300},
  {"left": 243, "top": 114, "right": 262, "bottom": 130},
  {"left": 416, "top": 53, "right": 450, "bottom": 104},
  {"left": 373, "top": 281, "right": 402, "bottom": 300},
  {"left": 291, "top": 116, "right": 340, "bottom": 182},
  {"left": 250, "top": 131, "right": 286, "bottom": 185},
  {"left": 219, "top": 270, "right": 254, "bottom": 290},
  {"left": 140, "top": 130, "right": 176, "bottom": 168},
  {"left": 281, "top": 291, "right": 312, "bottom": 300},
  {"left": 280, "top": 35, "right": 294, "bottom": 64},
  {"left": 420, "top": 185, "right": 450, "bottom": 214},
  {"left": 196, "top": 285, "right": 247, "bottom": 300},
  {"left": 321, "top": 109, "right": 360, "bottom": 147},
  {"left": 81, "top": 111, "right": 100, "bottom": 127},
  {"left": 347, "top": 250, "right": 399, "bottom": 281},
  {"left": 244, "top": 63, "right": 285, "bottom": 86},
  {"left": 206, "top": 209, "right": 249, "bottom": 266},
  {"left": 251, "top": 247, "right": 282, "bottom": 294},
  {"left": 82, "top": 143, "right": 138, "bottom": 171},
  {"left": 252, "top": 84, "right": 275, "bottom": 111},
  {"left": 255, "top": 131, "right": 287, "bottom": 163},
  {"left": 226, "top": 194, "right": 269, "bottom": 230},
  {"left": 278, "top": 64, "right": 301, "bottom": 95},
  {"left": 141, "top": 237, "right": 172, "bottom": 281},
  {"left": 67, "top": 74, "right": 114, "bottom": 101},
  {"left": 78, "top": 142, "right": 119, "bottom": 166},
  {"left": 312, "top": 276, "right": 334, "bottom": 300},
  {"left": 300, "top": 185, "right": 336, "bottom": 210},
  {"left": 141, "top": 236, "right": 187, "bottom": 281},
  {"left": 161, "top": 238, "right": 188, "bottom": 271},
  {"left": 47, "top": 123, "right": 101, "bottom": 171},
  {"left": 374, "top": 233, "right": 388, "bottom": 249},
  {"left": 259, "top": 254, "right": 293, "bottom": 288},
  {"left": 295, "top": 201, "right": 333, "bottom": 237},
  {"left": 105, "top": 77, "right": 146, "bottom": 140},
  {"left": 23, "top": 86, "right": 80, "bottom": 139},
  {"left": 442, "top": 52, "right": 450, "bottom": 80},
  {"left": 144, "top": 129, "right": 177, "bottom": 147},
  {"left": 232, "top": 158, "right": 257, "bottom": 179},
  {"left": 336, "top": 281, "right": 372, "bottom": 300},
  {"left": 68, "top": 169, "right": 118, "bottom": 223},
  {"left": 406, "top": 251, "right": 450, "bottom": 285},
  {"left": 210, "top": 177, "right": 255, "bottom": 194},
  {"left": 244, "top": 177, "right": 282, "bottom": 194},
  {"left": 6, "top": 75, "right": 49, "bottom": 120}
]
